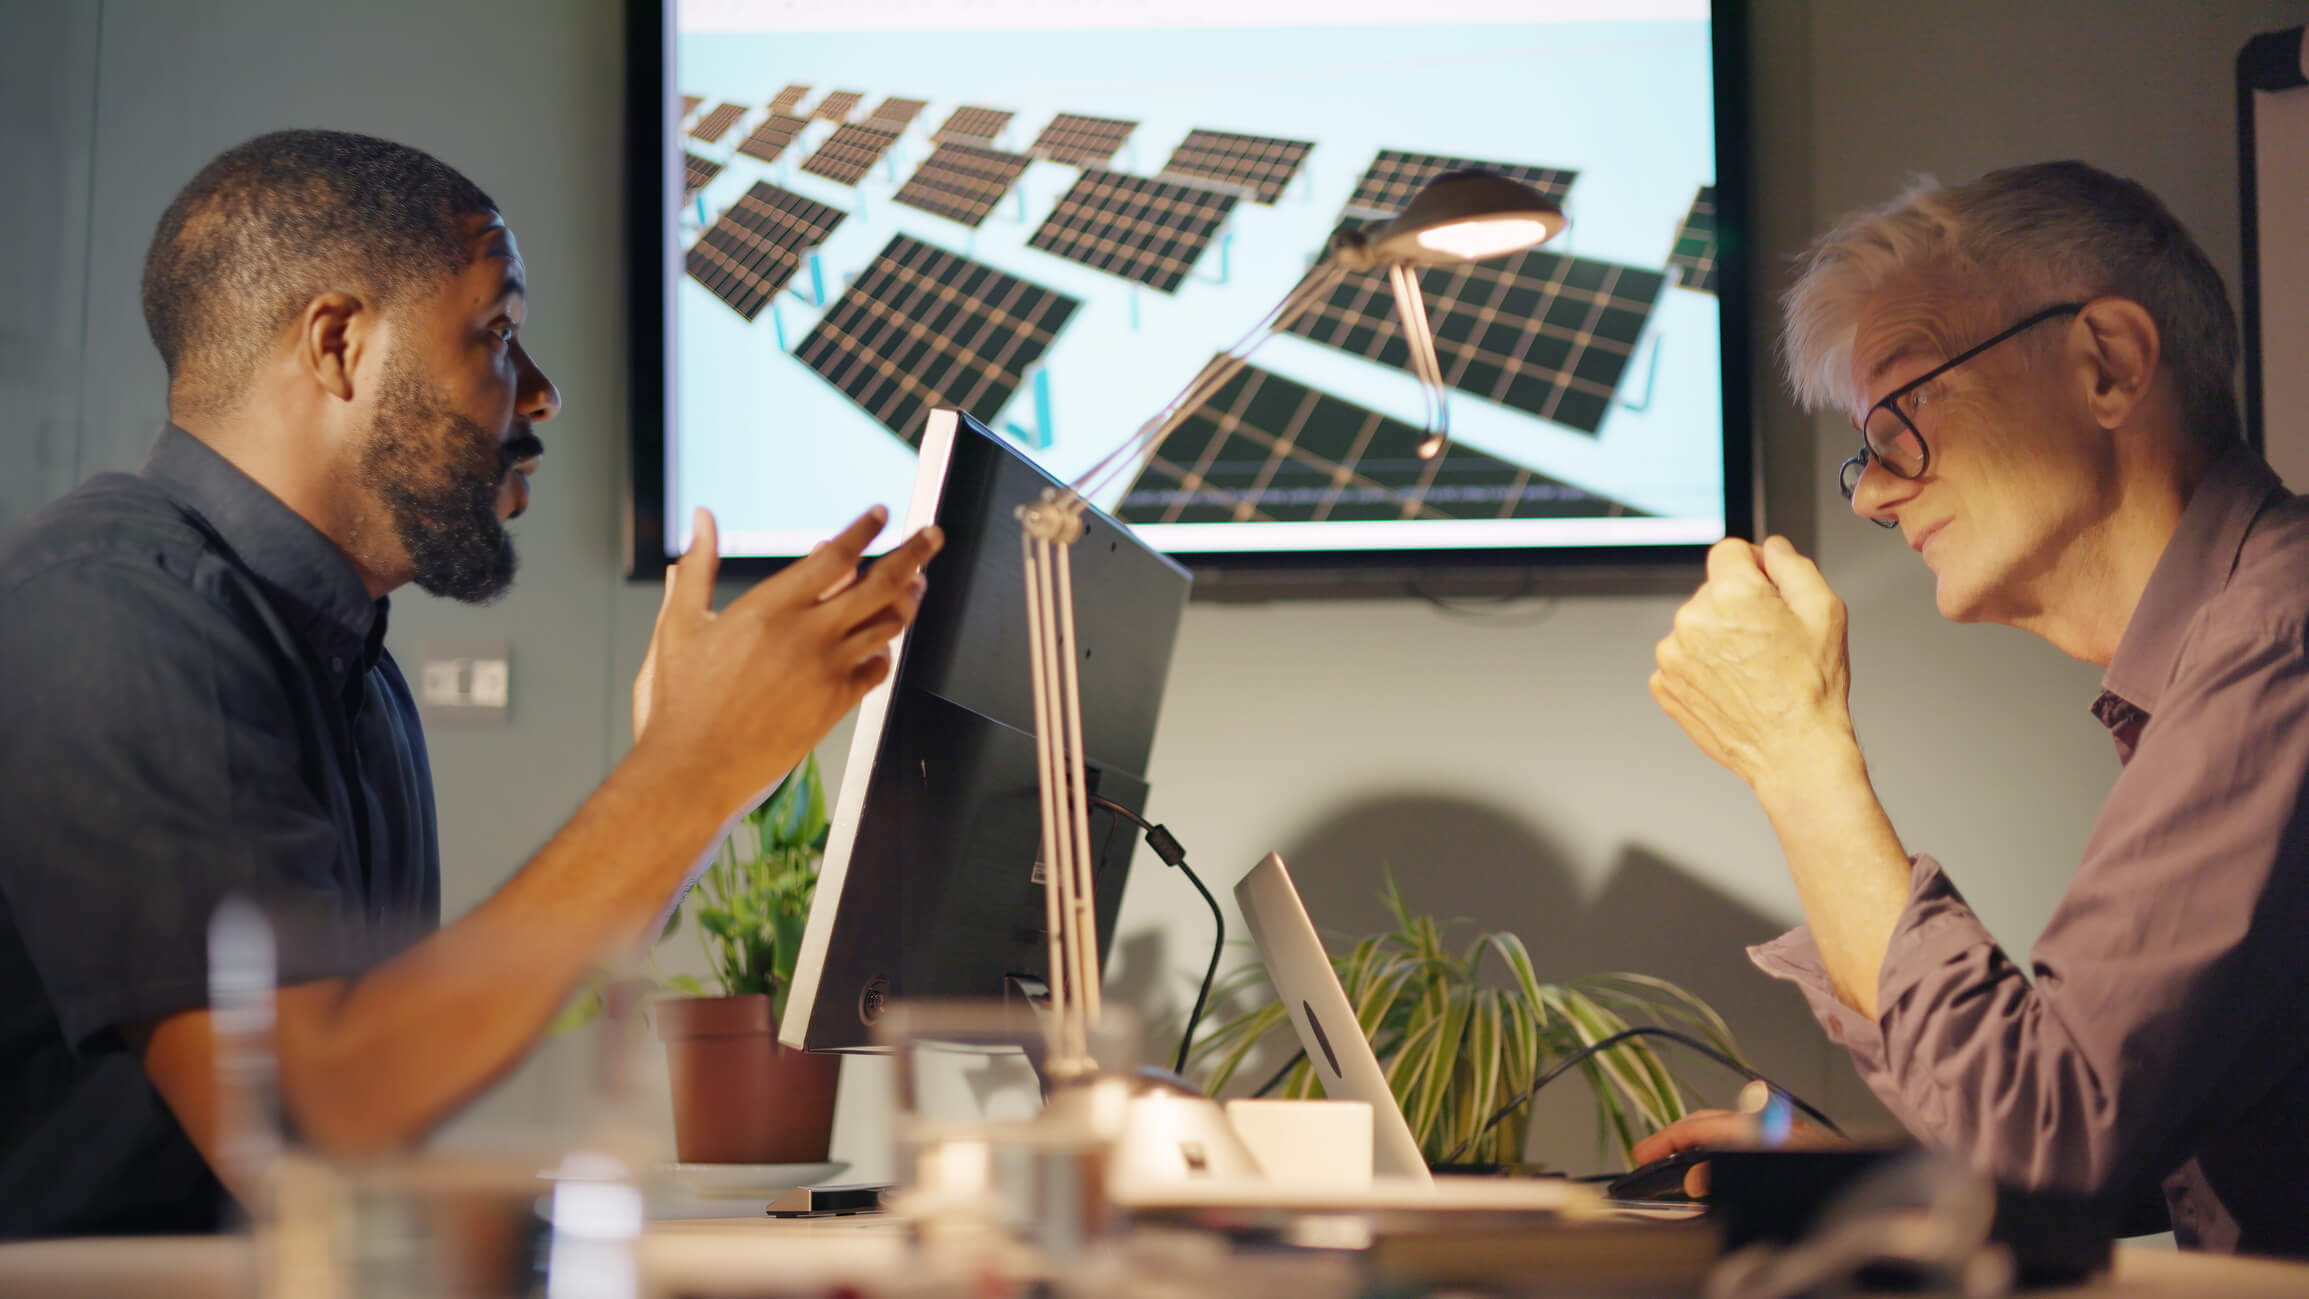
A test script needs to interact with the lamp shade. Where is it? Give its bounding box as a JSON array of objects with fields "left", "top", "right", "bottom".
[{"left": 1361, "top": 168, "right": 1567, "bottom": 267}]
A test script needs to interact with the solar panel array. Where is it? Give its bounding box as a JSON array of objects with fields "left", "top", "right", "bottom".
[
  {"left": 932, "top": 105, "right": 1014, "bottom": 145},
  {"left": 795, "top": 235, "right": 1081, "bottom": 447},
  {"left": 1283, "top": 237, "right": 1666, "bottom": 435},
  {"left": 1028, "top": 113, "right": 1137, "bottom": 167},
  {"left": 735, "top": 112, "right": 810, "bottom": 165},
  {"left": 685, "top": 181, "right": 847, "bottom": 323},
  {"left": 1668, "top": 185, "right": 1719, "bottom": 294},
  {"left": 800, "top": 122, "right": 901, "bottom": 186},
  {"left": 688, "top": 102, "right": 748, "bottom": 144},
  {"left": 768, "top": 84, "right": 810, "bottom": 114},
  {"left": 864, "top": 96, "right": 929, "bottom": 130},
  {"left": 893, "top": 143, "right": 1034, "bottom": 228},
  {"left": 1161, "top": 129, "right": 1315, "bottom": 205},
  {"left": 681, "top": 94, "right": 703, "bottom": 118},
  {"left": 681, "top": 151, "right": 724, "bottom": 197},
  {"left": 1341, "top": 149, "right": 1577, "bottom": 219},
  {"left": 1114, "top": 364, "right": 1640, "bottom": 525},
  {"left": 811, "top": 89, "right": 863, "bottom": 122},
  {"left": 1027, "top": 170, "right": 1238, "bottom": 294}
]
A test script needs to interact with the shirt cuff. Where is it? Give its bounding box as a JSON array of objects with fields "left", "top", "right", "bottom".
[{"left": 1747, "top": 855, "right": 1981, "bottom": 1075}]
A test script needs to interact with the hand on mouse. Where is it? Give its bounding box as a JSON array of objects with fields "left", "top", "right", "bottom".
[{"left": 1629, "top": 1108, "right": 1848, "bottom": 1196}]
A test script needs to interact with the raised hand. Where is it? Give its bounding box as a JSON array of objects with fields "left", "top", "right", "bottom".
[
  {"left": 633, "top": 506, "right": 942, "bottom": 815},
  {"left": 1650, "top": 535, "right": 1855, "bottom": 791}
]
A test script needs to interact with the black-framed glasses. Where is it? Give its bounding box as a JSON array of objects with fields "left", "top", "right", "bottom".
[{"left": 1839, "top": 302, "right": 2086, "bottom": 525}]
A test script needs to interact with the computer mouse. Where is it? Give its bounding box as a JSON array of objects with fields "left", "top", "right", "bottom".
[{"left": 1604, "top": 1148, "right": 1711, "bottom": 1202}]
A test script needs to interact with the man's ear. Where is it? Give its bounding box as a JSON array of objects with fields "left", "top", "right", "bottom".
[
  {"left": 2075, "top": 297, "right": 2161, "bottom": 432},
  {"left": 294, "top": 291, "right": 370, "bottom": 403}
]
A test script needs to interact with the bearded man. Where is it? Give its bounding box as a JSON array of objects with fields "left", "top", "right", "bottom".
[{"left": 0, "top": 130, "right": 940, "bottom": 1237}]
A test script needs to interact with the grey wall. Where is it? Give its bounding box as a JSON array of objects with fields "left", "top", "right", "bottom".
[{"left": 4, "top": 0, "right": 2303, "bottom": 1177}]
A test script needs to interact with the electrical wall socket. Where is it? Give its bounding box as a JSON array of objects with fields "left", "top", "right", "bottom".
[{"left": 418, "top": 642, "right": 511, "bottom": 725}]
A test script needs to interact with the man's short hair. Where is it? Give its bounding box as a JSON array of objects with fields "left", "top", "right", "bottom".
[
  {"left": 141, "top": 129, "right": 498, "bottom": 417},
  {"left": 1781, "top": 160, "right": 2241, "bottom": 452}
]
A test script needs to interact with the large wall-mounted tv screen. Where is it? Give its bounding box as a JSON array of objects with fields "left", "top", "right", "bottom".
[{"left": 630, "top": 0, "right": 1749, "bottom": 585}]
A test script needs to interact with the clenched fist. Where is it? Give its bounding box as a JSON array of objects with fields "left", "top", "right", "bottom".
[{"left": 1650, "top": 536, "right": 1855, "bottom": 791}]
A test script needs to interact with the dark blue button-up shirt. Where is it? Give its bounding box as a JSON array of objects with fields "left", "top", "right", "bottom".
[{"left": 0, "top": 426, "right": 439, "bottom": 1237}]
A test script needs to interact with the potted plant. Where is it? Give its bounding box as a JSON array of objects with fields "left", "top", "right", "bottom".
[
  {"left": 1194, "top": 870, "right": 1741, "bottom": 1169},
  {"left": 650, "top": 755, "right": 842, "bottom": 1165}
]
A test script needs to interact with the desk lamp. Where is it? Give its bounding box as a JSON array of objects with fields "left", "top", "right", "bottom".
[{"left": 1018, "top": 169, "right": 1569, "bottom": 1078}]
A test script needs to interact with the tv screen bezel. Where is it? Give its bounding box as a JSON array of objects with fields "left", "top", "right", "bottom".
[{"left": 623, "top": 0, "right": 1755, "bottom": 596}]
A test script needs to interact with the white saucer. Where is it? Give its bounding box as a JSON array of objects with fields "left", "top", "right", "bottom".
[{"left": 662, "top": 1160, "right": 849, "bottom": 1199}]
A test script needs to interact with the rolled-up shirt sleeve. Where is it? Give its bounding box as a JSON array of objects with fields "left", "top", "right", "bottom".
[{"left": 1750, "top": 612, "right": 2309, "bottom": 1202}]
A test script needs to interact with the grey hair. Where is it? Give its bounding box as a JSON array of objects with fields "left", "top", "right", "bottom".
[{"left": 1780, "top": 161, "right": 2239, "bottom": 449}]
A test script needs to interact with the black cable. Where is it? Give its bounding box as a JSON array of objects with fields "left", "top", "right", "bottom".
[
  {"left": 1436, "top": 1025, "right": 1844, "bottom": 1166},
  {"left": 1250, "top": 1049, "right": 1307, "bottom": 1099},
  {"left": 1087, "top": 795, "right": 1221, "bottom": 1076}
]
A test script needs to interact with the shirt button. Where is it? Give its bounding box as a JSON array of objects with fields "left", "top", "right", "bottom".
[{"left": 330, "top": 656, "right": 345, "bottom": 673}]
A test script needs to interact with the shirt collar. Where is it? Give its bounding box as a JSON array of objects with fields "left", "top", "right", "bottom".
[
  {"left": 143, "top": 425, "right": 389, "bottom": 683},
  {"left": 2099, "top": 445, "right": 2286, "bottom": 718}
]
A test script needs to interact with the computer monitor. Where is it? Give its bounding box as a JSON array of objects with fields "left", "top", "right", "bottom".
[{"left": 781, "top": 410, "right": 1193, "bottom": 1052}]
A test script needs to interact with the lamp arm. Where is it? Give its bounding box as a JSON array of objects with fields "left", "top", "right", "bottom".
[
  {"left": 1386, "top": 262, "right": 1452, "bottom": 456},
  {"left": 1070, "top": 259, "right": 1350, "bottom": 503}
]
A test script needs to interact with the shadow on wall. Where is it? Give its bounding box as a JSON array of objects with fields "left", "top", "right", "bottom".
[{"left": 1265, "top": 793, "right": 1891, "bottom": 1173}]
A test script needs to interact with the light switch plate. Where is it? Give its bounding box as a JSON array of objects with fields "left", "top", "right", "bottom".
[{"left": 418, "top": 642, "right": 511, "bottom": 725}]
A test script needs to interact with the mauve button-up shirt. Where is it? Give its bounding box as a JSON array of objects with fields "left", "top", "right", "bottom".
[{"left": 1753, "top": 446, "right": 2309, "bottom": 1258}]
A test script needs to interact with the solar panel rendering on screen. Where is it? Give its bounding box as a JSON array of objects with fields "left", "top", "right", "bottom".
[
  {"left": 684, "top": 181, "right": 847, "bottom": 322},
  {"left": 810, "top": 89, "right": 863, "bottom": 122},
  {"left": 893, "top": 143, "right": 1034, "bottom": 228},
  {"left": 1160, "top": 129, "right": 1314, "bottom": 205},
  {"left": 1668, "top": 185, "right": 1719, "bottom": 294},
  {"left": 1026, "top": 169, "right": 1238, "bottom": 294},
  {"left": 1342, "top": 149, "right": 1577, "bottom": 219},
  {"left": 1114, "top": 364, "right": 1644, "bottom": 525},
  {"left": 1028, "top": 113, "right": 1137, "bottom": 167},
  {"left": 681, "top": 151, "right": 724, "bottom": 197},
  {"left": 688, "top": 101, "right": 748, "bottom": 144},
  {"left": 793, "top": 235, "right": 1081, "bottom": 447},
  {"left": 734, "top": 113, "right": 810, "bottom": 165},
  {"left": 931, "top": 105, "right": 1014, "bottom": 146},
  {"left": 1285, "top": 238, "right": 1667, "bottom": 436},
  {"left": 864, "top": 96, "right": 929, "bottom": 130},
  {"left": 800, "top": 122, "right": 902, "bottom": 186}
]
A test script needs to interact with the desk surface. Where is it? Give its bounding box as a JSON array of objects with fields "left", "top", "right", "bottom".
[{"left": 1, "top": 1227, "right": 2302, "bottom": 1298}]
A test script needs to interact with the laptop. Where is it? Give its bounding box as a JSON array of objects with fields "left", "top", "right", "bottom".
[{"left": 1185, "top": 851, "right": 1605, "bottom": 1213}]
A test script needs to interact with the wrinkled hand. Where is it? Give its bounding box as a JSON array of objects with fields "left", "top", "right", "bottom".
[
  {"left": 633, "top": 506, "right": 942, "bottom": 812},
  {"left": 1650, "top": 536, "right": 1854, "bottom": 790},
  {"left": 1629, "top": 1108, "right": 1848, "bottom": 1197}
]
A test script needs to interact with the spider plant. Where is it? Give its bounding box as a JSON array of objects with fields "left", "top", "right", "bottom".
[{"left": 1192, "top": 870, "right": 1741, "bottom": 1167}]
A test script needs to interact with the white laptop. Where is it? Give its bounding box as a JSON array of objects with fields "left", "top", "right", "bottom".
[
  {"left": 1235, "top": 851, "right": 1435, "bottom": 1184},
  {"left": 1133, "top": 851, "right": 1595, "bottom": 1214}
]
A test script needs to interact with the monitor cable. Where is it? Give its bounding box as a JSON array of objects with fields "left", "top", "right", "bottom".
[{"left": 1087, "top": 795, "right": 1221, "bottom": 1076}]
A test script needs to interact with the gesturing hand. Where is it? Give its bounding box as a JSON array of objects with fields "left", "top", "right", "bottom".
[
  {"left": 633, "top": 506, "right": 943, "bottom": 814},
  {"left": 1649, "top": 536, "right": 1854, "bottom": 790}
]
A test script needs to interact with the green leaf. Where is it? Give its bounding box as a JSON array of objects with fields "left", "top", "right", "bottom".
[{"left": 545, "top": 986, "right": 605, "bottom": 1037}]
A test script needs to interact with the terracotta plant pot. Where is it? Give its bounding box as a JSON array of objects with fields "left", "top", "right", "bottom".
[{"left": 655, "top": 994, "right": 840, "bottom": 1164}]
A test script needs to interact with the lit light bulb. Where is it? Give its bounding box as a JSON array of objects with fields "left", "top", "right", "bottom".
[
  {"left": 1416, "top": 431, "right": 1447, "bottom": 460},
  {"left": 1414, "top": 216, "right": 1554, "bottom": 261}
]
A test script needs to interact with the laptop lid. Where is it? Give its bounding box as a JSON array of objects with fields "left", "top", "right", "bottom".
[{"left": 1234, "top": 851, "right": 1433, "bottom": 1184}]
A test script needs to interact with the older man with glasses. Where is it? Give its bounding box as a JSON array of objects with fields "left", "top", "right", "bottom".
[{"left": 1636, "top": 160, "right": 2309, "bottom": 1258}]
